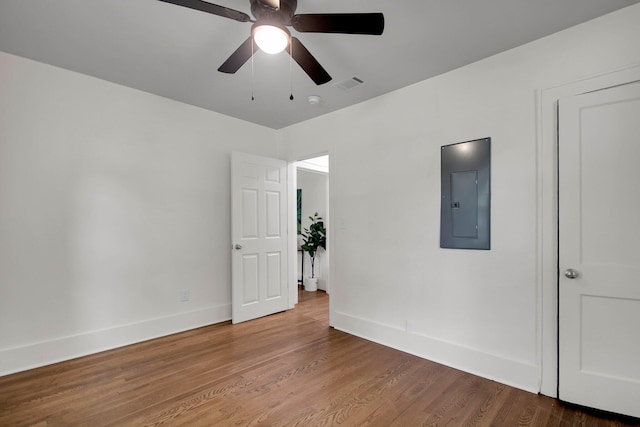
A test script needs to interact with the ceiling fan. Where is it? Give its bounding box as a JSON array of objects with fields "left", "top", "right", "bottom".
[{"left": 158, "top": 0, "right": 385, "bottom": 85}]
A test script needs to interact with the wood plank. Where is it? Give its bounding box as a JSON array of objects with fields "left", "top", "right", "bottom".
[{"left": 1, "top": 288, "right": 638, "bottom": 426}]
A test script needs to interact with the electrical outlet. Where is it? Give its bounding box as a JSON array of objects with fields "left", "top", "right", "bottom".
[{"left": 180, "top": 289, "right": 190, "bottom": 302}]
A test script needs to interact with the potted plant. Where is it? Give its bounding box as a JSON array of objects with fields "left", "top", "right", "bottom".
[{"left": 300, "top": 212, "right": 326, "bottom": 291}]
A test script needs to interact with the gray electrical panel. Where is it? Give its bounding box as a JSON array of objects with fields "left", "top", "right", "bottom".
[{"left": 440, "top": 137, "right": 491, "bottom": 250}]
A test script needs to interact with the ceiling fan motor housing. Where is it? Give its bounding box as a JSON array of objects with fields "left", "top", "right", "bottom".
[{"left": 251, "top": 0, "right": 297, "bottom": 24}]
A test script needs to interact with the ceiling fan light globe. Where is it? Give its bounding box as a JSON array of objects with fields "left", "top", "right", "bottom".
[{"left": 253, "top": 24, "right": 289, "bottom": 54}]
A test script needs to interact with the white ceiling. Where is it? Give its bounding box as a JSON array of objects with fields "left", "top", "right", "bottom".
[{"left": 1, "top": 0, "right": 638, "bottom": 129}]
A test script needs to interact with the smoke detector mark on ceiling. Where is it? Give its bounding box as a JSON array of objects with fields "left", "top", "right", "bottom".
[
  {"left": 307, "top": 95, "right": 321, "bottom": 105},
  {"left": 333, "top": 76, "right": 364, "bottom": 91}
]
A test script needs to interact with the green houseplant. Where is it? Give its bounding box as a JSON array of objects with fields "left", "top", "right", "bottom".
[{"left": 300, "top": 212, "right": 326, "bottom": 291}]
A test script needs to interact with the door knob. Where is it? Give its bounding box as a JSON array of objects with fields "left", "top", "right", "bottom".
[
  {"left": 564, "top": 268, "right": 579, "bottom": 279},
  {"left": 234, "top": 244, "right": 243, "bottom": 250}
]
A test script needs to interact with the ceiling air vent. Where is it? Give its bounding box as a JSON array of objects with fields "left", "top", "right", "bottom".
[{"left": 333, "top": 76, "right": 364, "bottom": 91}]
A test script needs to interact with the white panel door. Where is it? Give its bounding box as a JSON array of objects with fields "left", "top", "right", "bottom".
[
  {"left": 559, "top": 82, "right": 640, "bottom": 418},
  {"left": 231, "top": 152, "right": 288, "bottom": 324}
]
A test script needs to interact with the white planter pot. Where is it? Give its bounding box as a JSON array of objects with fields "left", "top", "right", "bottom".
[{"left": 304, "top": 277, "right": 318, "bottom": 292}]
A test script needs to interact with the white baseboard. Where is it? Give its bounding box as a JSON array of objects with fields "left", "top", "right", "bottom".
[
  {"left": 0, "top": 304, "right": 231, "bottom": 377},
  {"left": 332, "top": 310, "right": 540, "bottom": 394}
]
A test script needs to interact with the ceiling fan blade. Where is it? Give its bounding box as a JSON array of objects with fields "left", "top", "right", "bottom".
[
  {"left": 218, "top": 37, "right": 258, "bottom": 74},
  {"left": 291, "top": 13, "right": 384, "bottom": 35},
  {"left": 288, "top": 37, "right": 331, "bottom": 85},
  {"left": 158, "top": 0, "right": 251, "bottom": 23}
]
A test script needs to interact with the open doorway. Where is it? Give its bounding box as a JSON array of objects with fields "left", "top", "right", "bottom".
[{"left": 295, "top": 155, "right": 329, "bottom": 296}]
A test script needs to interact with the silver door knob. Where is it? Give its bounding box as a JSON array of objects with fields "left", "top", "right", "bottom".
[
  {"left": 234, "top": 244, "right": 243, "bottom": 250},
  {"left": 564, "top": 268, "right": 579, "bottom": 279}
]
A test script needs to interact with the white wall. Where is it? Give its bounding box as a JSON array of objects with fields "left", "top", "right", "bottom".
[
  {"left": 297, "top": 168, "right": 329, "bottom": 290},
  {"left": 280, "top": 4, "right": 640, "bottom": 393},
  {"left": 0, "top": 52, "right": 279, "bottom": 375}
]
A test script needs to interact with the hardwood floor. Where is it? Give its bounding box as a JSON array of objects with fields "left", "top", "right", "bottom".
[{"left": 1, "top": 288, "right": 638, "bottom": 426}]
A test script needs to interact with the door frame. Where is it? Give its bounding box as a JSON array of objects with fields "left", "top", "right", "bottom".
[
  {"left": 537, "top": 64, "right": 640, "bottom": 396},
  {"left": 287, "top": 152, "right": 331, "bottom": 313}
]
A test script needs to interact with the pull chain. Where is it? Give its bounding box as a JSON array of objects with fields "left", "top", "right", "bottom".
[
  {"left": 251, "top": 40, "right": 255, "bottom": 101},
  {"left": 289, "top": 41, "right": 294, "bottom": 101}
]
